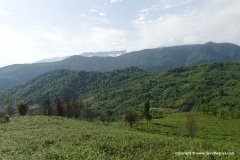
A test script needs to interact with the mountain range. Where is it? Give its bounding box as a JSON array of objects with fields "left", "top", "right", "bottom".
[
  {"left": 35, "top": 50, "right": 127, "bottom": 63},
  {"left": 1, "top": 62, "right": 240, "bottom": 114},
  {"left": 0, "top": 41, "right": 240, "bottom": 91}
]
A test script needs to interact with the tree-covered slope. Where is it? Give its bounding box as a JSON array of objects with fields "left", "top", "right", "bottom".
[
  {"left": 0, "top": 67, "right": 149, "bottom": 107},
  {"left": 1, "top": 62, "right": 240, "bottom": 114},
  {"left": 1, "top": 42, "right": 240, "bottom": 91}
]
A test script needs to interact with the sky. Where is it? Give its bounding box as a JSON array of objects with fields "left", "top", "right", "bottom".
[{"left": 0, "top": 0, "right": 240, "bottom": 67}]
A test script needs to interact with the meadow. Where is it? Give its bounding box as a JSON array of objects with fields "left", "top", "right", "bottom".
[{"left": 0, "top": 113, "right": 239, "bottom": 160}]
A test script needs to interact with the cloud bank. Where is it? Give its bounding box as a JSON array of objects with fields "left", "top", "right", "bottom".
[{"left": 0, "top": 0, "right": 240, "bottom": 67}]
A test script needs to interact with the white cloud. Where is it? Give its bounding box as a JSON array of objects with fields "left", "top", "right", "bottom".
[
  {"left": 0, "top": 10, "right": 13, "bottom": 16},
  {"left": 88, "top": 17, "right": 111, "bottom": 25},
  {"left": 89, "top": 8, "right": 98, "bottom": 12},
  {"left": 99, "top": 12, "right": 106, "bottom": 16},
  {"left": 130, "top": 0, "right": 240, "bottom": 49},
  {"left": 1, "top": 0, "right": 240, "bottom": 67},
  {"left": 0, "top": 25, "right": 44, "bottom": 67},
  {"left": 79, "top": 13, "right": 86, "bottom": 17},
  {"left": 88, "top": 27, "right": 126, "bottom": 51},
  {"left": 131, "top": 16, "right": 145, "bottom": 24},
  {"left": 110, "top": 0, "right": 123, "bottom": 3}
]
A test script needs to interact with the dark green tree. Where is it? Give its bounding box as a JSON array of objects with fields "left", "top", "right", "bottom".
[
  {"left": 71, "top": 98, "right": 84, "bottom": 119},
  {"left": 186, "top": 113, "right": 197, "bottom": 138},
  {"left": 5, "top": 92, "right": 13, "bottom": 116},
  {"left": 65, "top": 97, "right": 72, "bottom": 118},
  {"left": 56, "top": 96, "right": 63, "bottom": 116},
  {"left": 143, "top": 99, "right": 152, "bottom": 122},
  {"left": 17, "top": 100, "right": 28, "bottom": 116},
  {"left": 42, "top": 93, "right": 52, "bottom": 116},
  {"left": 83, "top": 108, "right": 95, "bottom": 121},
  {"left": 124, "top": 109, "right": 138, "bottom": 128}
]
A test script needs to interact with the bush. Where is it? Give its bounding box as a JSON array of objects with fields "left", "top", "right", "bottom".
[
  {"left": 186, "top": 113, "right": 198, "bottom": 138},
  {"left": 0, "top": 114, "right": 10, "bottom": 123},
  {"left": 17, "top": 101, "right": 28, "bottom": 116},
  {"left": 218, "top": 108, "right": 228, "bottom": 119},
  {"left": 4, "top": 115, "right": 10, "bottom": 122}
]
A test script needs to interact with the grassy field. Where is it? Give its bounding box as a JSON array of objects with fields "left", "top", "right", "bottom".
[{"left": 0, "top": 114, "right": 239, "bottom": 159}]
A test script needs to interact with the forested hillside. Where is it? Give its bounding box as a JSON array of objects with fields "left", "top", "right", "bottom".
[
  {"left": 1, "top": 62, "right": 240, "bottom": 116},
  {"left": 1, "top": 42, "right": 240, "bottom": 91}
]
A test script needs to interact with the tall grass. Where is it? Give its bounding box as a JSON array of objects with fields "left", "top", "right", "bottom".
[{"left": 0, "top": 115, "right": 238, "bottom": 159}]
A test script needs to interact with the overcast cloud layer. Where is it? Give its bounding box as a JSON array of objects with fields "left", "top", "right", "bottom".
[{"left": 0, "top": 0, "right": 240, "bottom": 67}]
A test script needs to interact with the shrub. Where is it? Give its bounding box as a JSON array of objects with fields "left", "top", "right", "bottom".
[
  {"left": 4, "top": 115, "right": 10, "bottom": 122},
  {"left": 17, "top": 101, "right": 28, "bottom": 116},
  {"left": 218, "top": 108, "right": 228, "bottom": 119},
  {"left": 186, "top": 113, "right": 197, "bottom": 138}
]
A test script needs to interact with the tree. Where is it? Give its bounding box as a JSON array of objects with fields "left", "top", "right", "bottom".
[
  {"left": 143, "top": 99, "right": 152, "bottom": 122},
  {"left": 5, "top": 92, "right": 13, "bottom": 116},
  {"left": 17, "top": 100, "right": 28, "bottom": 116},
  {"left": 56, "top": 96, "right": 63, "bottom": 116},
  {"left": 202, "top": 105, "right": 209, "bottom": 114},
  {"left": 124, "top": 109, "right": 138, "bottom": 128},
  {"left": 83, "top": 108, "right": 95, "bottom": 121},
  {"left": 42, "top": 93, "right": 52, "bottom": 116},
  {"left": 65, "top": 97, "right": 72, "bottom": 118},
  {"left": 186, "top": 113, "right": 197, "bottom": 138},
  {"left": 72, "top": 99, "right": 84, "bottom": 119},
  {"left": 100, "top": 112, "right": 108, "bottom": 124},
  {"left": 100, "top": 111, "right": 112, "bottom": 124}
]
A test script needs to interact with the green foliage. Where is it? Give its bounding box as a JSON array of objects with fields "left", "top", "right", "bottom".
[
  {"left": 0, "top": 114, "right": 10, "bottom": 123},
  {"left": 56, "top": 96, "right": 63, "bottom": 116},
  {"left": 42, "top": 93, "right": 52, "bottom": 116},
  {"left": 218, "top": 108, "right": 228, "bottom": 119},
  {"left": 68, "top": 98, "right": 84, "bottom": 119},
  {"left": 233, "top": 106, "right": 240, "bottom": 119},
  {"left": 5, "top": 92, "right": 13, "bottom": 116},
  {"left": 4, "top": 115, "right": 10, "bottom": 122},
  {"left": 210, "top": 106, "right": 218, "bottom": 116},
  {"left": 82, "top": 108, "right": 95, "bottom": 121},
  {"left": 2, "top": 62, "right": 240, "bottom": 116},
  {"left": 124, "top": 109, "right": 138, "bottom": 128},
  {"left": 0, "top": 115, "right": 238, "bottom": 159},
  {"left": 186, "top": 113, "right": 198, "bottom": 138},
  {"left": 143, "top": 99, "right": 152, "bottom": 122},
  {"left": 17, "top": 100, "right": 28, "bottom": 116},
  {"left": 131, "top": 112, "right": 240, "bottom": 142}
]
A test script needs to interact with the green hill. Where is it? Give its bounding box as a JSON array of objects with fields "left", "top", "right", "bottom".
[
  {"left": 0, "top": 115, "right": 238, "bottom": 159},
  {"left": 1, "top": 42, "right": 240, "bottom": 91},
  {"left": 1, "top": 62, "right": 240, "bottom": 116}
]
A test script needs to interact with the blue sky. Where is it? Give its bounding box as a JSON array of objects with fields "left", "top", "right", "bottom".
[{"left": 0, "top": 0, "right": 240, "bottom": 67}]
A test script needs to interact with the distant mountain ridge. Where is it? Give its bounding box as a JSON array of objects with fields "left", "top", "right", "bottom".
[
  {"left": 0, "top": 42, "right": 240, "bottom": 91},
  {"left": 35, "top": 50, "right": 127, "bottom": 63},
  {"left": 80, "top": 50, "right": 127, "bottom": 57},
  {"left": 35, "top": 56, "right": 69, "bottom": 63}
]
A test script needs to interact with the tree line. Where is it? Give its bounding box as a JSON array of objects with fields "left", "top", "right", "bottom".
[{"left": 0, "top": 92, "right": 95, "bottom": 122}]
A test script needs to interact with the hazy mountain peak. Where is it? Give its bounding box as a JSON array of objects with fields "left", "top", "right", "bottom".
[
  {"left": 35, "top": 56, "right": 69, "bottom": 63},
  {"left": 80, "top": 50, "right": 127, "bottom": 57}
]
